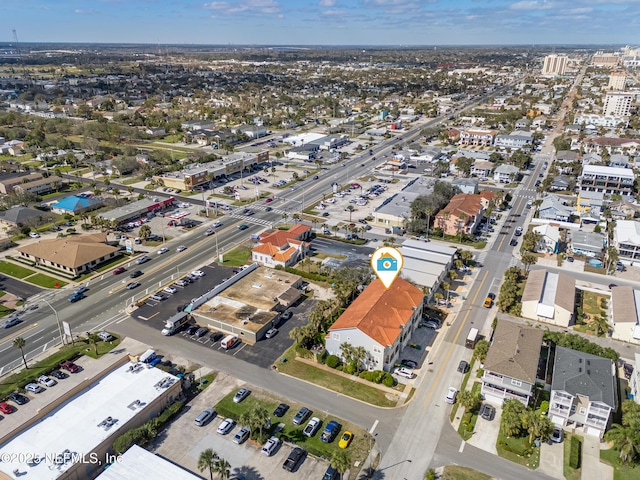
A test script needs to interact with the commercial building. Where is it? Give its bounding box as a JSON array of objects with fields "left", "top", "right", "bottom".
[
  {"left": 549, "top": 347, "right": 617, "bottom": 438},
  {"left": 521, "top": 269, "right": 575, "bottom": 327},
  {"left": 189, "top": 264, "right": 303, "bottom": 344},
  {"left": 0, "top": 357, "right": 181, "bottom": 480},
  {"left": 592, "top": 53, "right": 619, "bottom": 68},
  {"left": 579, "top": 164, "right": 635, "bottom": 199},
  {"left": 99, "top": 197, "right": 175, "bottom": 225},
  {"left": 603, "top": 92, "right": 634, "bottom": 117},
  {"left": 481, "top": 320, "right": 543, "bottom": 406},
  {"left": 95, "top": 445, "right": 201, "bottom": 480},
  {"left": 326, "top": 278, "right": 424, "bottom": 372},
  {"left": 399, "top": 239, "right": 456, "bottom": 294},
  {"left": 608, "top": 72, "right": 627, "bottom": 91},
  {"left": 251, "top": 224, "right": 312, "bottom": 268},
  {"left": 16, "top": 233, "right": 120, "bottom": 278},
  {"left": 50, "top": 195, "right": 104, "bottom": 216},
  {"left": 542, "top": 54, "right": 568, "bottom": 75},
  {"left": 372, "top": 178, "right": 435, "bottom": 227}
]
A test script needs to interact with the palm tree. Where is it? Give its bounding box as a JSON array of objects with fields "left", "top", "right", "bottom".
[
  {"left": 197, "top": 449, "right": 219, "bottom": 480},
  {"left": 281, "top": 212, "right": 289, "bottom": 224},
  {"left": 331, "top": 225, "right": 339, "bottom": 237},
  {"left": 138, "top": 224, "right": 152, "bottom": 241},
  {"left": 213, "top": 457, "right": 231, "bottom": 480},
  {"left": 340, "top": 342, "right": 354, "bottom": 364},
  {"left": 424, "top": 206, "right": 433, "bottom": 238},
  {"left": 592, "top": 315, "right": 610, "bottom": 336},
  {"left": 352, "top": 346, "right": 368, "bottom": 372},
  {"left": 521, "top": 409, "right": 552, "bottom": 444},
  {"left": 13, "top": 337, "right": 28, "bottom": 369},
  {"left": 88, "top": 332, "right": 101, "bottom": 356},
  {"left": 605, "top": 424, "right": 639, "bottom": 464},
  {"left": 457, "top": 213, "right": 467, "bottom": 243},
  {"left": 346, "top": 205, "right": 356, "bottom": 222},
  {"left": 331, "top": 449, "right": 352, "bottom": 480}
]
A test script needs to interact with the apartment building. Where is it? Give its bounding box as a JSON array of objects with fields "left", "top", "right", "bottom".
[
  {"left": 542, "top": 54, "right": 568, "bottom": 75},
  {"left": 603, "top": 92, "right": 634, "bottom": 117},
  {"left": 434, "top": 191, "right": 494, "bottom": 236},
  {"left": 592, "top": 53, "right": 619, "bottom": 68},
  {"left": 608, "top": 72, "right": 627, "bottom": 90},
  {"left": 579, "top": 164, "right": 635, "bottom": 199},
  {"left": 459, "top": 129, "right": 496, "bottom": 147}
]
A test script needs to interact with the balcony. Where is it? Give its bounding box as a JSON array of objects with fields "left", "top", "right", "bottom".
[
  {"left": 588, "top": 404, "right": 611, "bottom": 419},
  {"left": 482, "top": 384, "right": 529, "bottom": 405},
  {"left": 585, "top": 415, "right": 608, "bottom": 430},
  {"left": 549, "top": 405, "right": 570, "bottom": 419}
]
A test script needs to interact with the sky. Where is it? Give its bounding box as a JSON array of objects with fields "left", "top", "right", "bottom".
[{"left": 3, "top": 0, "right": 640, "bottom": 46}]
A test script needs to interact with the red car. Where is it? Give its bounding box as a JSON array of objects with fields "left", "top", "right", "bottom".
[
  {"left": 265, "top": 198, "right": 273, "bottom": 203},
  {"left": 113, "top": 267, "right": 126, "bottom": 275},
  {"left": 60, "top": 360, "right": 80, "bottom": 373},
  {"left": 0, "top": 402, "right": 16, "bottom": 414}
]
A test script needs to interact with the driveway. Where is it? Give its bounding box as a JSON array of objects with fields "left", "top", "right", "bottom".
[
  {"left": 581, "top": 434, "right": 613, "bottom": 480},
  {"left": 466, "top": 400, "right": 501, "bottom": 454},
  {"left": 538, "top": 440, "right": 564, "bottom": 480}
]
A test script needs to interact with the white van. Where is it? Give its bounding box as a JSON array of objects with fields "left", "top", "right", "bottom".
[
  {"left": 139, "top": 349, "right": 157, "bottom": 363},
  {"left": 221, "top": 334, "right": 239, "bottom": 350}
]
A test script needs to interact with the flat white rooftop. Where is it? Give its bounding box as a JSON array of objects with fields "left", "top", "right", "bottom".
[
  {"left": 0, "top": 362, "right": 179, "bottom": 480},
  {"left": 282, "top": 132, "right": 325, "bottom": 145},
  {"left": 95, "top": 445, "right": 200, "bottom": 480}
]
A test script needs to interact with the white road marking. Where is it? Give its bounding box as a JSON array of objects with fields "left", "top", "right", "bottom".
[
  {"left": 459, "top": 440, "right": 465, "bottom": 453},
  {"left": 369, "top": 419, "right": 379, "bottom": 434}
]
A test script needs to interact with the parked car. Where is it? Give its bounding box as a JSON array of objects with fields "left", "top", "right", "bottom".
[
  {"left": 550, "top": 427, "right": 564, "bottom": 443},
  {"left": 282, "top": 447, "right": 306, "bottom": 472},
  {"left": 217, "top": 418, "right": 236, "bottom": 435},
  {"left": 150, "top": 293, "right": 167, "bottom": 301},
  {"left": 262, "top": 436, "right": 281, "bottom": 456},
  {"left": 191, "top": 270, "right": 205, "bottom": 277},
  {"left": 163, "top": 286, "right": 178, "bottom": 294},
  {"left": 480, "top": 404, "right": 495, "bottom": 421},
  {"left": 394, "top": 367, "right": 415, "bottom": 379},
  {"left": 293, "top": 407, "right": 311, "bottom": 425},
  {"left": 195, "top": 327, "right": 208, "bottom": 337},
  {"left": 303, "top": 417, "right": 322, "bottom": 437},
  {"left": 233, "top": 427, "right": 251, "bottom": 444},
  {"left": 323, "top": 465, "right": 338, "bottom": 480},
  {"left": 281, "top": 310, "right": 293, "bottom": 321},
  {"left": 7, "top": 392, "right": 29, "bottom": 405},
  {"left": 195, "top": 408, "right": 216, "bottom": 426},
  {"left": 273, "top": 403, "right": 289, "bottom": 417},
  {"left": 510, "top": 238, "right": 518, "bottom": 247},
  {"left": 400, "top": 359, "right": 417, "bottom": 369},
  {"left": 60, "top": 360, "right": 80, "bottom": 373},
  {"left": 29, "top": 232, "right": 40, "bottom": 238},
  {"left": 515, "top": 226, "right": 523, "bottom": 236},
  {"left": 209, "top": 331, "right": 223, "bottom": 342},
  {"left": 185, "top": 325, "right": 199, "bottom": 335},
  {"left": 233, "top": 388, "right": 251, "bottom": 403},
  {"left": 445, "top": 387, "right": 458, "bottom": 404},
  {"left": 175, "top": 279, "right": 189, "bottom": 287},
  {"left": 265, "top": 328, "right": 278, "bottom": 339},
  {"left": 458, "top": 360, "right": 469, "bottom": 373},
  {"left": 0, "top": 402, "right": 16, "bottom": 414},
  {"left": 38, "top": 375, "right": 57, "bottom": 387},
  {"left": 623, "top": 363, "right": 634, "bottom": 380},
  {"left": 321, "top": 420, "right": 341, "bottom": 443},
  {"left": 339, "top": 431, "right": 353, "bottom": 449},
  {"left": 25, "top": 383, "right": 44, "bottom": 394},
  {"left": 49, "top": 370, "right": 67, "bottom": 380}
]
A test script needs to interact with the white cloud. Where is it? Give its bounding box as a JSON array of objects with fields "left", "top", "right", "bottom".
[
  {"left": 203, "top": 0, "right": 280, "bottom": 15},
  {"left": 509, "top": 0, "right": 556, "bottom": 10},
  {"left": 322, "top": 9, "right": 347, "bottom": 16},
  {"left": 319, "top": 0, "right": 337, "bottom": 6}
]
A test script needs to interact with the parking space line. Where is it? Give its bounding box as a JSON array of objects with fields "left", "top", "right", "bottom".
[{"left": 233, "top": 343, "right": 248, "bottom": 356}]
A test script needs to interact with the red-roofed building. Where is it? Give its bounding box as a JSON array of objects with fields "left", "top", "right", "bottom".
[
  {"left": 251, "top": 224, "right": 312, "bottom": 268},
  {"left": 326, "top": 278, "right": 424, "bottom": 372},
  {"left": 435, "top": 191, "right": 495, "bottom": 236}
]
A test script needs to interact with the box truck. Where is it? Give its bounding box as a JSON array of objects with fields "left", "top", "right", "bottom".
[
  {"left": 161, "top": 312, "right": 190, "bottom": 336},
  {"left": 465, "top": 328, "right": 479, "bottom": 349},
  {"left": 221, "top": 334, "right": 239, "bottom": 350}
]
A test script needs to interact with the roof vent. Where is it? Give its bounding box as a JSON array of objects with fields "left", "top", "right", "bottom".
[{"left": 579, "top": 358, "right": 582, "bottom": 363}]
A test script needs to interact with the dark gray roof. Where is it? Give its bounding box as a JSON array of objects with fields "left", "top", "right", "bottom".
[
  {"left": 551, "top": 346, "right": 617, "bottom": 409},
  {"left": 484, "top": 320, "right": 543, "bottom": 383},
  {"left": 0, "top": 206, "right": 44, "bottom": 225}
]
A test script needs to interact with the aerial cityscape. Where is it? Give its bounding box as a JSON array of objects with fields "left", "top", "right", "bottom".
[{"left": 1, "top": 4, "right": 640, "bottom": 480}]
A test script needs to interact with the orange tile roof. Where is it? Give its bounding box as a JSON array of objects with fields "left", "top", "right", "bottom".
[
  {"left": 329, "top": 278, "right": 424, "bottom": 346},
  {"left": 437, "top": 192, "right": 495, "bottom": 218},
  {"left": 254, "top": 225, "right": 310, "bottom": 262}
]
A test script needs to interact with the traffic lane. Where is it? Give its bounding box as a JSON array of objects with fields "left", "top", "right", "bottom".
[{"left": 0, "top": 275, "right": 43, "bottom": 300}]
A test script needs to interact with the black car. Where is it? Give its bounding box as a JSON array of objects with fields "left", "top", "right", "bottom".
[
  {"left": 282, "top": 447, "right": 306, "bottom": 472},
  {"left": 624, "top": 363, "right": 633, "bottom": 380},
  {"left": 185, "top": 325, "right": 199, "bottom": 335},
  {"left": 209, "top": 331, "right": 223, "bottom": 342},
  {"left": 400, "top": 359, "right": 417, "bottom": 369},
  {"left": 195, "top": 327, "right": 208, "bottom": 337},
  {"left": 8, "top": 392, "right": 29, "bottom": 405},
  {"left": 274, "top": 403, "right": 290, "bottom": 417},
  {"left": 50, "top": 370, "right": 68, "bottom": 380},
  {"left": 457, "top": 360, "right": 469, "bottom": 373},
  {"left": 509, "top": 238, "right": 518, "bottom": 247},
  {"left": 130, "top": 270, "right": 143, "bottom": 278},
  {"left": 480, "top": 403, "right": 495, "bottom": 421}
]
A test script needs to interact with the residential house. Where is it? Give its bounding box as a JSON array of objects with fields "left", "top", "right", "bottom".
[
  {"left": 538, "top": 195, "right": 572, "bottom": 222},
  {"left": 17, "top": 233, "right": 120, "bottom": 278},
  {"left": 575, "top": 114, "right": 629, "bottom": 129},
  {"left": 144, "top": 127, "right": 166, "bottom": 137},
  {"left": 609, "top": 154, "right": 630, "bottom": 168},
  {"left": 493, "top": 164, "right": 520, "bottom": 183},
  {"left": 434, "top": 191, "right": 495, "bottom": 236},
  {"left": 608, "top": 200, "right": 640, "bottom": 220},
  {"left": 582, "top": 153, "right": 603, "bottom": 165},
  {"left": 444, "top": 128, "right": 460, "bottom": 143},
  {"left": 610, "top": 286, "right": 640, "bottom": 343},
  {"left": 568, "top": 230, "right": 606, "bottom": 258},
  {"left": 470, "top": 160, "right": 494, "bottom": 179},
  {"left": 583, "top": 137, "right": 640, "bottom": 156},
  {"left": 521, "top": 269, "right": 575, "bottom": 327},
  {"left": 459, "top": 128, "right": 496, "bottom": 147},
  {"left": 515, "top": 118, "right": 531, "bottom": 129},
  {"left": 0, "top": 206, "right": 47, "bottom": 228},
  {"left": 549, "top": 347, "right": 617, "bottom": 438},
  {"left": 555, "top": 150, "right": 581, "bottom": 174},
  {"left": 50, "top": 195, "right": 104, "bottom": 216},
  {"left": 532, "top": 225, "right": 560, "bottom": 254},
  {"left": 451, "top": 178, "right": 479, "bottom": 194},
  {"left": 550, "top": 176, "right": 573, "bottom": 192},
  {"left": 532, "top": 116, "right": 547, "bottom": 128},
  {"left": 613, "top": 220, "right": 640, "bottom": 261},
  {"left": 576, "top": 190, "right": 605, "bottom": 217},
  {"left": 325, "top": 278, "right": 424, "bottom": 372},
  {"left": 481, "top": 319, "right": 543, "bottom": 406},
  {"left": 493, "top": 131, "right": 533, "bottom": 149},
  {"left": 251, "top": 224, "right": 312, "bottom": 268},
  {"left": 237, "top": 124, "right": 267, "bottom": 139}
]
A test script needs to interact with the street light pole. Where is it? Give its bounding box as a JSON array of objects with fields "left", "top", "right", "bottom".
[{"left": 41, "top": 298, "right": 65, "bottom": 345}]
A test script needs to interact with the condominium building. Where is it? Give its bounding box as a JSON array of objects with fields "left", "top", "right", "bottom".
[
  {"left": 603, "top": 92, "right": 634, "bottom": 117},
  {"left": 459, "top": 129, "right": 496, "bottom": 147},
  {"left": 608, "top": 72, "right": 627, "bottom": 91},
  {"left": 542, "top": 54, "right": 568, "bottom": 75},
  {"left": 592, "top": 52, "right": 619, "bottom": 68},
  {"left": 579, "top": 164, "right": 635, "bottom": 199}
]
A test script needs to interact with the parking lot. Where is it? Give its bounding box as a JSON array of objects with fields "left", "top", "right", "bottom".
[{"left": 151, "top": 374, "right": 335, "bottom": 480}]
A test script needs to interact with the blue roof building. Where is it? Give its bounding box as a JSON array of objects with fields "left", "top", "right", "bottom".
[{"left": 51, "top": 195, "right": 103, "bottom": 215}]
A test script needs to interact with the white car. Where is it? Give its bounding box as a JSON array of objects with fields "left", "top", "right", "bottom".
[
  {"left": 157, "top": 247, "right": 169, "bottom": 255},
  {"left": 25, "top": 383, "right": 44, "bottom": 394},
  {"left": 29, "top": 232, "right": 40, "bottom": 238},
  {"left": 394, "top": 367, "right": 415, "bottom": 379},
  {"left": 176, "top": 245, "right": 187, "bottom": 252},
  {"left": 262, "top": 436, "right": 281, "bottom": 456},
  {"left": 38, "top": 375, "right": 57, "bottom": 388},
  {"left": 191, "top": 270, "right": 205, "bottom": 277},
  {"left": 175, "top": 279, "right": 189, "bottom": 287},
  {"left": 217, "top": 418, "right": 235, "bottom": 435},
  {"left": 445, "top": 387, "right": 458, "bottom": 404},
  {"left": 213, "top": 221, "right": 222, "bottom": 228},
  {"left": 163, "top": 286, "right": 178, "bottom": 294},
  {"left": 265, "top": 328, "right": 278, "bottom": 339}
]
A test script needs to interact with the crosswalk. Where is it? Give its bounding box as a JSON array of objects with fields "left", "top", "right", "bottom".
[{"left": 229, "top": 214, "right": 274, "bottom": 227}]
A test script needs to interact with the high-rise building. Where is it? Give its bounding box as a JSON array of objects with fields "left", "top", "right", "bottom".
[
  {"left": 603, "top": 92, "right": 634, "bottom": 116},
  {"left": 592, "top": 52, "right": 619, "bottom": 68},
  {"left": 608, "top": 72, "right": 627, "bottom": 90},
  {"left": 542, "top": 54, "right": 568, "bottom": 75}
]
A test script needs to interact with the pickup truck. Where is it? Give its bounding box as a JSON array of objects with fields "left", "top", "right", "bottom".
[
  {"left": 282, "top": 447, "right": 306, "bottom": 472},
  {"left": 320, "top": 420, "right": 341, "bottom": 443},
  {"left": 303, "top": 417, "right": 321, "bottom": 437}
]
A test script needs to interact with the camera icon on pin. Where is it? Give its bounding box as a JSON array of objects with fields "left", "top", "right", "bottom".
[{"left": 377, "top": 253, "right": 398, "bottom": 272}]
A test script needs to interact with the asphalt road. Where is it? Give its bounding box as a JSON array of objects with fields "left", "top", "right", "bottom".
[{"left": 0, "top": 275, "right": 43, "bottom": 300}]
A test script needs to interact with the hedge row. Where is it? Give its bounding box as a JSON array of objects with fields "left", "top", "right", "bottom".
[{"left": 569, "top": 435, "right": 581, "bottom": 469}]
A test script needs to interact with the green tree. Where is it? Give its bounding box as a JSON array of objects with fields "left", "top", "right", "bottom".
[
  {"left": 473, "top": 339, "right": 490, "bottom": 362},
  {"left": 592, "top": 315, "right": 610, "bottom": 337},
  {"left": 605, "top": 424, "right": 639, "bottom": 465},
  {"left": 521, "top": 409, "right": 552, "bottom": 444},
  {"left": 458, "top": 389, "right": 482, "bottom": 413},
  {"left": 501, "top": 399, "right": 525, "bottom": 437},
  {"left": 198, "top": 449, "right": 218, "bottom": 480},
  {"left": 331, "top": 449, "right": 352, "bottom": 480},
  {"left": 138, "top": 224, "right": 152, "bottom": 241},
  {"left": 13, "top": 337, "right": 28, "bottom": 369},
  {"left": 521, "top": 231, "right": 541, "bottom": 253},
  {"left": 456, "top": 157, "right": 473, "bottom": 177},
  {"left": 88, "top": 332, "right": 100, "bottom": 356},
  {"left": 213, "top": 457, "right": 231, "bottom": 480},
  {"left": 346, "top": 205, "right": 356, "bottom": 222},
  {"left": 521, "top": 252, "right": 538, "bottom": 273}
]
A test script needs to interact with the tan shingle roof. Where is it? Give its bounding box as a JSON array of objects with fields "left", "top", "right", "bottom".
[
  {"left": 522, "top": 269, "right": 575, "bottom": 313},
  {"left": 611, "top": 286, "right": 637, "bottom": 323},
  {"left": 17, "top": 233, "right": 118, "bottom": 269},
  {"left": 329, "top": 278, "right": 424, "bottom": 346},
  {"left": 484, "top": 320, "right": 543, "bottom": 383}
]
